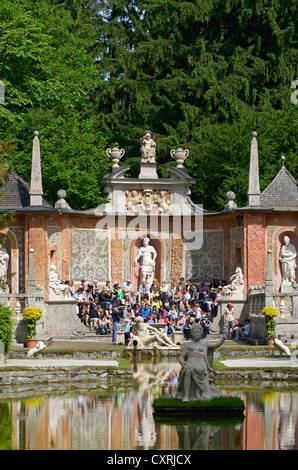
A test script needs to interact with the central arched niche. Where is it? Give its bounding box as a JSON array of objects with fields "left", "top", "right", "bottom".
[
  {"left": 277, "top": 230, "right": 298, "bottom": 291},
  {"left": 132, "top": 234, "right": 162, "bottom": 292}
]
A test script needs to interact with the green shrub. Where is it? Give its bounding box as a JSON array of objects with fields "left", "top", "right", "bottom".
[{"left": 0, "top": 303, "right": 14, "bottom": 355}]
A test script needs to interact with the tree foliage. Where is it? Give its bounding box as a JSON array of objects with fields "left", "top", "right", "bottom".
[
  {"left": 0, "top": 0, "right": 297, "bottom": 211},
  {"left": 0, "top": 0, "right": 112, "bottom": 210},
  {"left": 92, "top": 0, "right": 298, "bottom": 210}
]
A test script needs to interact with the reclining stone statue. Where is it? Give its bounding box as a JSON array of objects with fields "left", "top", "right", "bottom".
[{"left": 127, "top": 316, "right": 179, "bottom": 350}]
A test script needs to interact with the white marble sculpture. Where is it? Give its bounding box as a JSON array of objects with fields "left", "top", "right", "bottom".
[
  {"left": 176, "top": 322, "right": 227, "bottom": 402},
  {"left": 49, "top": 265, "right": 72, "bottom": 299},
  {"left": 27, "top": 340, "right": 46, "bottom": 358},
  {"left": 0, "top": 247, "right": 9, "bottom": 292},
  {"left": 140, "top": 131, "right": 156, "bottom": 163},
  {"left": 221, "top": 267, "right": 244, "bottom": 300},
  {"left": 134, "top": 237, "right": 157, "bottom": 288},
  {"left": 273, "top": 338, "right": 291, "bottom": 357},
  {"left": 127, "top": 316, "right": 179, "bottom": 350},
  {"left": 280, "top": 235, "right": 297, "bottom": 285}
]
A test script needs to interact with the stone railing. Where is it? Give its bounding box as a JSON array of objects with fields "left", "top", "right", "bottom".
[{"left": 0, "top": 292, "right": 46, "bottom": 347}]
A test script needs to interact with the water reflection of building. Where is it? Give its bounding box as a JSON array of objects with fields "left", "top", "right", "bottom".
[{"left": 8, "top": 370, "right": 298, "bottom": 450}]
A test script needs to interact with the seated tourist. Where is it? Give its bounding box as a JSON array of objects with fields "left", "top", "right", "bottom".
[
  {"left": 160, "top": 280, "right": 170, "bottom": 303},
  {"left": 98, "top": 288, "right": 111, "bottom": 310},
  {"left": 138, "top": 280, "right": 150, "bottom": 303},
  {"left": 164, "top": 314, "right": 176, "bottom": 335},
  {"left": 141, "top": 302, "right": 151, "bottom": 320},
  {"left": 162, "top": 295, "right": 173, "bottom": 309},
  {"left": 172, "top": 288, "right": 182, "bottom": 305},
  {"left": 150, "top": 278, "right": 160, "bottom": 297},
  {"left": 175, "top": 312, "right": 186, "bottom": 336},
  {"left": 156, "top": 311, "right": 165, "bottom": 323},
  {"left": 176, "top": 277, "right": 186, "bottom": 292},
  {"left": 146, "top": 312, "right": 156, "bottom": 323},
  {"left": 123, "top": 279, "right": 134, "bottom": 301},
  {"left": 234, "top": 319, "right": 251, "bottom": 341},
  {"left": 183, "top": 314, "right": 195, "bottom": 340},
  {"left": 96, "top": 314, "right": 110, "bottom": 335},
  {"left": 152, "top": 295, "right": 162, "bottom": 311}
]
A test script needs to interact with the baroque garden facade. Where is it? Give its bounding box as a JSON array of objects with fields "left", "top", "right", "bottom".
[{"left": 1, "top": 130, "right": 298, "bottom": 345}]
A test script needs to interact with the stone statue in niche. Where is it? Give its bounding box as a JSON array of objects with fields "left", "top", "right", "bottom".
[
  {"left": 140, "top": 130, "right": 156, "bottom": 163},
  {"left": 49, "top": 264, "right": 72, "bottom": 299},
  {"left": 177, "top": 321, "right": 227, "bottom": 401},
  {"left": 127, "top": 316, "right": 179, "bottom": 350},
  {"left": 134, "top": 237, "right": 157, "bottom": 288},
  {"left": 0, "top": 247, "right": 9, "bottom": 278},
  {"left": 221, "top": 267, "right": 244, "bottom": 300},
  {"left": 0, "top": 247, "right": 9, "bottom": 292},
  {"left": 279, "top": 235, "right": 297, "bottom": 284}
]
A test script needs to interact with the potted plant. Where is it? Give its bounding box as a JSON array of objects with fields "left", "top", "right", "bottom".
[
  {"left": 22, "top": 306, "right": 43, "bottom": 348},
  {"left": 261, "top": 306, "right": 278, "bottom": 345}
]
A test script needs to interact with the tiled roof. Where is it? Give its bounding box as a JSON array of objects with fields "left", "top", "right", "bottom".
[
  {"left": 260, "top": 167, "right": 298, "bottom": 208},
  {"left": 0, "top": 171, "right": 53, "bottom": 209}
]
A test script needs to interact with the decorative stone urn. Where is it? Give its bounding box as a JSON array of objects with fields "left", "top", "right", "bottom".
[
  {"left": 106, "top": 147, "right": 125, "bottom": 168},
  {"left": 170, "top": 148, "right": 189, "bottom": 168}
]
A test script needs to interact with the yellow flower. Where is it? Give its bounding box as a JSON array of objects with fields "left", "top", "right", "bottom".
[
  {"left": 22, "top": 307, "right": 43, "bottom": 322},
  {"left": 261, "top": 306, "right": 278, "bottom": 318}
]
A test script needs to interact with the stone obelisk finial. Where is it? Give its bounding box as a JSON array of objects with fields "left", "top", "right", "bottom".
[
  {"left": 29, "top": 131, "right": 43, "bottom": 206},
  {"left": 247, "top": 131, "right": 260, "bottom": 206}
]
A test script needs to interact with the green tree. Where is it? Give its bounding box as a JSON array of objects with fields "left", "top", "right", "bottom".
[
  {"left": 91, "top": 0, "right": 298, "bottom": 210},
  {"left": 0, "top": 0, "right": 111, "bottom": 210}
]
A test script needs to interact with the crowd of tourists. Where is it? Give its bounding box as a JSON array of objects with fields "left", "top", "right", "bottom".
[{"left": 65, "top": 276, "right": 250, "bottom": 344}]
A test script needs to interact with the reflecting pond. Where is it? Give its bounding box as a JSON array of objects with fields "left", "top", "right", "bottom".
[{"left": 1, "top": 358, "right": 298, "bottom": 450}]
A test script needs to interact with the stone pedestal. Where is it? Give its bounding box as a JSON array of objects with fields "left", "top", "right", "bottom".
[
  {"left": 280, "top": 282, "right": 294, "bottom": 294},
  {"left": 138, "top": 162, "right": 158, "bottom": 179},
  {"left": 45, "top": 300, "right": 82, "bottom": 338}
]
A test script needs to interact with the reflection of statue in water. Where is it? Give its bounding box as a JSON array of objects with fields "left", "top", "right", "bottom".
[
  {"left": 177, "top": 322, "right": 227, "bottom": 401},
  {"left": 127, "top": 316, "right": 179, "bottom": 350},
  {"left": 134, "top": 237, "right": 157, "bottom": 288},
  {"left": 280, "top": 235, "right": 297, "bottom": 284},
  {"left": 140, "top": 131, "right": 156, "bottom": 163}
]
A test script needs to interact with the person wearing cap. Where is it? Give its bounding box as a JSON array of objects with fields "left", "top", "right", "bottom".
[
  {"left": 234, "top": 318, "right": 251, "bottom": 340},
  {"left": 224, "top": 302, "right": 235, "bottom": 339}
]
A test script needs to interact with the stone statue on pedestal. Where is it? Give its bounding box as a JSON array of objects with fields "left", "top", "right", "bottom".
[
  {"left": 177, "top": 322, "right": 227, "bottom": 402},
  {"left": 140, "top": 131, "right": 156, "bottom": 163},
  {"left": 49, "top": 265, "right": 72, "bottom": 299},
  {"left": 134, "top": 237, "right": 157, "bottom": 288},
  {"left": 221, "top": 267, "right": 244, "bottom": 300},
  {"left": 280, "top": 235, "right": 297, "bottom": 285}
]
